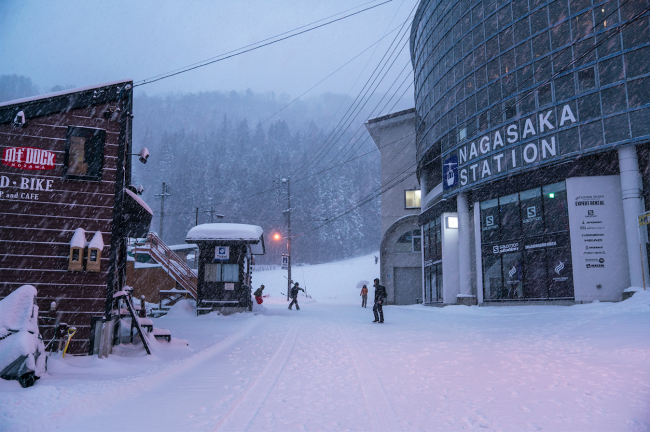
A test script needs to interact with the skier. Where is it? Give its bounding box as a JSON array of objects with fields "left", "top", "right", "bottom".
[
  {"left": 360, "top": 284, "right": 368, "bottom": 308},
  {"left": 374, "top": 255, "right": 378, "bottom": 264},
  {"left": 288, "top": 282, "right": 304, "bottom": 310},
  {"left": 372, "top": 278, "right": 387, "bottom": 323},
  {"left": 253, "top": 285, "right": 265, "bottom": 305}
]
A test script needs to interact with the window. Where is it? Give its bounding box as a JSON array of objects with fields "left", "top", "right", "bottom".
[
  {"left": 64, "top": 126, "right": 105, "bottom": 181},
  {"left": 395, "top": 230, "right": 421, "bottom": 254},
  {"left": 405, "top": 190, "right": 421, "bottom": 208},
  {"left": 204, "top": 263, "right": 239, "bottom": 282}
]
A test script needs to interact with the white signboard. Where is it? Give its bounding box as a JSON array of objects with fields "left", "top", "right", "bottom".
[
  {"left": 567, "top": 176, "right": 629, "bottom": 301},
  {"left": 215, "top": 246, "right": 229, "bottom": 261},
  {"left": 225, "top": 283, "right": 234, "bottom": 291},
  {"left": 281, "top": 255, "right": 289, "bottom": 270}
]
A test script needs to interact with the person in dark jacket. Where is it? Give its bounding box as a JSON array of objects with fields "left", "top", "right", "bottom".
[
  {"left": 253, "top": 285, "right": 265, "bottom": 305},
  {"left": 372, "top": 278, "right": 387, "bottom": 323},
  {"left": 288, "top": 282, "right": 304, "bottom": 310}
]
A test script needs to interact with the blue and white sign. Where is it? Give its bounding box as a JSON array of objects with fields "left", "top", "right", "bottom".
[
  {"left": 215, "top": 246, "right": 229, "bottom": 261},
  {"left": 281, "top": 254, "right": 289, "bottom": 270},
  {"left": 443, "top": 155, "right": 458, "bottom": 190}
]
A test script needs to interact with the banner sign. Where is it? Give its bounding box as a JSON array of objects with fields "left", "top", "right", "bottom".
[{"left": 2, "top": 147, "right": 56, "bottom": 170}]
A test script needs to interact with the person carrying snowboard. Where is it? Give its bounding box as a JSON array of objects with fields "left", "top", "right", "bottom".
[
  {"left": 253, "top": 285, "right": 265, "bottom": 305},
  {"left": 288, "top": 282, "right": 304, "bottom": 310},
  {"left": 372, "top": 278, "right": 387, "bottom": 323},
  {"left": 360, "top": 284, "right": 368, "bottom": 308}
]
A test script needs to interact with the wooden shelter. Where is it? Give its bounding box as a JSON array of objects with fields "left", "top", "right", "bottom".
[
  {"left": 185, "top": 223, "right": 265, "bottom": 314},
  {"left": 0, "top": 80, "right": 152, "bottom": 354}
]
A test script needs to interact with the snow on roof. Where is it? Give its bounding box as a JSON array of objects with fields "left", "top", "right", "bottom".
[
  {"left": 186, "top": 223, "right": 263, "bottom": 242},
  {"left": 168, "top": 244, "right": 198, "bottom": 251},
  {"left": 0, "top": 79, "right": 133, "bottom": 109},
  {"left": 89, "top": 231, "right": 105, "bottom": 250},
  {"left": 70, "top": 228, "right": 86, "bottom": 248},
  {"left": 124, "top": 188, "right": 153, "bottom": 215}
]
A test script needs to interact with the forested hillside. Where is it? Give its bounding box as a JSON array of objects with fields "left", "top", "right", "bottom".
[{"left": 2, "top": 76, "right": 387, "bottom": 264}]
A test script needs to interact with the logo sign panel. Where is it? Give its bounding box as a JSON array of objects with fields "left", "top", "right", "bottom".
[
  {"left": 2, "top": 147, "right": 56, "bottom": 170},
  {"left": 442, "top": 155, "right": 458, "bottom": 190},
  {"left": 281, "top": 254, "right": 289, "bottom": 270},
  {"left": 215, "top": 246, "right": 230, "bottom": 261}
]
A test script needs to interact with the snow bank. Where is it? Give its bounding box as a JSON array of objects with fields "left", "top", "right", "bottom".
[{"left": 186, "top": 223, "right": 263, "bottom": 241}]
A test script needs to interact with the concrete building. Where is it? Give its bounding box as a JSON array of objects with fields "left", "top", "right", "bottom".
[
  {"left": 366, "top": 109, "right": 423, "bottom": 304},
  {"left": 411, "top": 0, "right": 650, "bottom": 305}
]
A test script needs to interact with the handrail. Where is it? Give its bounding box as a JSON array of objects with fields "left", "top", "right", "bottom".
[{"left": 134, "top": 233, "right": 197, "bottom": 300}]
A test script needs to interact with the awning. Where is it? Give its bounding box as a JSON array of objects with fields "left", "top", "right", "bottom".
[{"left": 121, "top": 188, "right": 153, "bottom": 238}]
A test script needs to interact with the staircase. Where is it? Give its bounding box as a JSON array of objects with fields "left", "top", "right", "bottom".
[{"left": 134, "top": 233, "right": 198, "bottom": 304}]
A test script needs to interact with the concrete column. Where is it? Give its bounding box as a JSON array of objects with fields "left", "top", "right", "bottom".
[
  {"left": 618, "top": 145, "right": 650, "bottom": 288},
  {"left": 457, "top": 192, "right": 475, "bottom": 304},
  {"left": 474, "top": 201, "right": 484, "bottom": 303}
]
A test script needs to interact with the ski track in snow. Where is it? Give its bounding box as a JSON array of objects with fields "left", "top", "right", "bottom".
[{"left": 213, "top": 317, "right": 302, "bottom": 432}]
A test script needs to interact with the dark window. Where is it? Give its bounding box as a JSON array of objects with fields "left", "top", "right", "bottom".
[
  {"left": 532, "top": 32, "right": 551, "bottom": 58},
  {"left": 628, "top": 77, "right": 650, "bottom": 108},
  {"left": 517, "top": 64, "right": 534, "bottom": 89},
  {"left": 90, "top": 250, "right": 98, "bottom": 262},
  {"left": 479, "top": 111, "right": 489, "bottom": 130},
  {"left": 553, "top": 47, "right": 572, "bottom": 74},
  {"left": 502, "top": 252, "right": 524, "bottom": 299},
  {"left": 577, "top": 92, "right": 601, "bottom": 122},
  {"left": 486, "top": 36, "right": 500, "bottom": 60},
  {"left": 577, "top": 67, "right": 596, "bottom": 92},
  {"left": 572, "top": 10, "right": 594, "bottom": 40},
  {"left": 554, "top": 73, "right": 575, "bottom": 100},
  {"left": 623, "top": 17, "right": 650, "bottom": 49},
  {"left": 549, "top": 0, "right": 569, "bottom": 25},
  {"left": 551, "top": 21, "right": 571, "bottom": 49},
  {"left": 597, "top": 29, "right": 621, "bottom": 58},
  {"left": 489, "top": 103, "right": 503, "bottom": 127},
  {"left": 485, "top": 0, "right": 497, "bottom": 15},
  {"left": 625, "top": 46, "right": 650, "bottom": 79},
  {"left": 498, "top": 4, "right": 513, "bottom": 29},
  {"left": 499, "top": 193, "right": 521, "bottom": 241},
  {"left": 500, "top": 26, "right": 515, "bottom": 50},
  {"left": 524, "top": 249, "right": 547, "bottom": 299},
  {"left": 520, "top": 92, "right": 537, "bottom": 115},
  {"left": 483, "top": 253, "right": 503, "bottom": 300},
  {"left": 543, "top": 181, "right": 569, "bottom": 233},
  {"left": 485, "top": 13, "right": 499, "bottom": 37},
  {"left": 481, "top": 198, "right": 500, "bottom": 243},
  {"left": 514, "top": 16, "right": 531, "bottom": 41},
  {"left": 488, "top": 58, "right": 501, "bottom": 81},
  {"left": 569, "top": 0, "right": 591, "bottom": 14},
  {"left": 598, "top": 56, "right": 624, "bottom": 86},
  {"left": 574, "top": 37, "right": 596, "bottom": 67},
  {"left": 604, "top": 114, "right": 630, "bottom": 144},
  {"left": 631, "top": 108, "right": 650, "bottom": 138},
  {"left": 475, "top": 43, "right": 487, "bottom": 66},
  {"left": 515, "top": 41, "right": 533, "bottom": 66},
  {"left": 503, "top": 73, "right": 517, "bottom": 96},
  {"left": 594, "top": 1, "right": 619, "bottom": 32},
  {"left": 63, "top": 126, "right": 106, "bottom": 181},
  {"left": 600, "top": 84, "right": 627, "bottom": 115},
  {"left": 580, "top": 120, "right": 604, "bottom": 149},
  {"left": 531, "top": 7, "right": 549, "bottom": 35},
  {"left": 520, "top": 187, "right": 543, "bottom": 236},
  {"left": 477, "top": 87, "right": 489, "bottom": 110},
  {"left": 473, "top": 4, "right": 485, "bottom": 27},
  {"left": 558, "top": 125, "right": 581, "bottom": 154},
  {"left": 538, "top": 83, "right": 553, "bottom": 106},
  {"left": 534, "top": 57, "right": 553, "bottom": 83},
  {"left": 505, "top": 98, "right": 517, "bottom": 119},
  {"left": 501, "top": 49, "right": 515, "bottom": 74},
  {"left": 474, "top": 22, "right": 486, "bottom": 45},
  {"left": 512, "top": 0, "right": 529, "bottom": 20}
]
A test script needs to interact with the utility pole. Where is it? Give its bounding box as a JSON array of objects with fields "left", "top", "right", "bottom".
[
  {"left": 282, "top": 177, "right": 292, "bottom": 301},
  {"left": 204, "top": 207, "right": 224, "bottom": 223},
  {"left": 196, "top": 207, "right": 199, "bottom": 226},
  {"left": 154, "top": 182, "right": 171, "bottom": 240}
]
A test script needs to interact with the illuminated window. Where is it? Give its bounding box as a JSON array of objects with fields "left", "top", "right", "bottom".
[
  {"left": 405, "top": 190, "right": 421, "bottom": 208},
  {"left": 64, "top": 126, "right": 106, "bottom": 181}
]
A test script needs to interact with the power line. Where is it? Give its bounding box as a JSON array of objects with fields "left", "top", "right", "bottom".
[{"left": 134, "top": 0, "right": 395, "bottom": 87}]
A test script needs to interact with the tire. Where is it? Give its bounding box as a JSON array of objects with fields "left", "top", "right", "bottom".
[{"left": 18, "top": 372, "right": 36, "bottom": 388}]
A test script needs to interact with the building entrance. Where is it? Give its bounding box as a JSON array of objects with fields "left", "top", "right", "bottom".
[{"left": 481, "top": 182, "right": 574, "bottom": 301}]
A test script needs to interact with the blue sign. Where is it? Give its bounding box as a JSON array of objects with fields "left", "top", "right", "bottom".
[
  {"left": 443, "top": 155, "right": 458, "bottom": 190},
  {"left": 214, "top": 246, "right": 229, "bottom": 261}
]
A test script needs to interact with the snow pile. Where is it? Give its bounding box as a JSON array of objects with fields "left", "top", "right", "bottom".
[
  {"left": 0, "top": 285, "right": 46, "bottom": 383},
  {"left": 69, "top": 228, "right": 86, "bottom": 248},
  {"left": 88, "top": 231, "right": 104, "bottom": 250},
  {"left": 186, "top": 223, "right": 263, "bottom": 241},
  {"left": 124, "top": 188, "right": 153, "bottom": 215}
]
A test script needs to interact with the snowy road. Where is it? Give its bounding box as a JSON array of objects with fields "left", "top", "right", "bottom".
[{"left": 1, "top": 294, "right": 649, "bottom": 432}]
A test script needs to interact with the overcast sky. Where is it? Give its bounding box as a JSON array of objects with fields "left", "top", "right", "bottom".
[{"left": 0, "top": 0, "right": 416, "bottom": 103}]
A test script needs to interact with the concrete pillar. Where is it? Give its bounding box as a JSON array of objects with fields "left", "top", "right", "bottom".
[
  {"left": 457, "top": 193, "right": 475, "bottom": 304},
  {"left": 474, "top": 201, "right": 484, "bottom": 303},
  {"left": 618, "top": 145, "right": 649, "bottom": 288}
]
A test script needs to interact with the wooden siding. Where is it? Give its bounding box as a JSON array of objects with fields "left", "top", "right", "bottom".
[{"left": 0, "top": 90, "right": 128, "bottom": 355}]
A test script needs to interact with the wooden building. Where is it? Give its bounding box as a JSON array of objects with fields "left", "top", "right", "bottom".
[
  {"left": 185, "top": 223, "right": 264, "bottom": 314},
  {"left": 0, "top": 80, "right": 152, "bottom": 354}
]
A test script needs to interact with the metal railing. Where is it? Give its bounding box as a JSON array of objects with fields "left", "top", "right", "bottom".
[{"left": 135, "top": 232, "right": 197, "bottom": 300}]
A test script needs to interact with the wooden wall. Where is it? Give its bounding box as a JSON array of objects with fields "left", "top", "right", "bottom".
[{"left": 0, "top": 89, "right": 129, "bottom": 354}]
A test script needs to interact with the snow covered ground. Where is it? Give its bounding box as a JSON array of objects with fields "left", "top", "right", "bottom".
[{"left": 1, "top": 253, "right": 649, "bottom": 431}]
